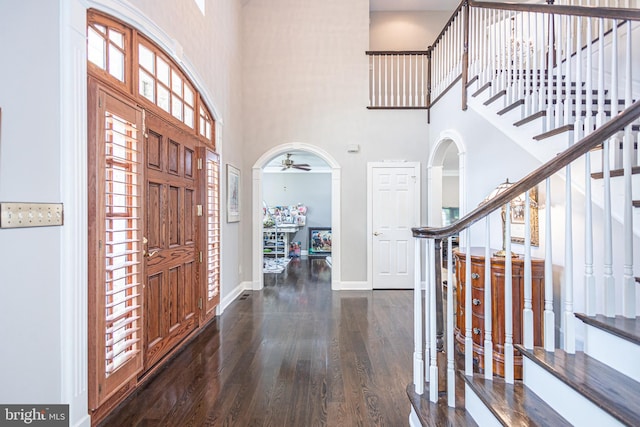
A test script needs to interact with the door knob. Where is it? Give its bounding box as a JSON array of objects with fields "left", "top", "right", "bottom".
[{"left": 373, "top": 231, "right": 382, "bottom": 236}]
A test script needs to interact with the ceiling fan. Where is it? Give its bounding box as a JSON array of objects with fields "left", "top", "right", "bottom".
[{"left": 281, "top": 153, "right": 311, "bottom": 171}]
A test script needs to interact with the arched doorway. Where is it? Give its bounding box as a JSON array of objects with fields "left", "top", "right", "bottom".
[
  {"left": 428, "top": 130, "right": 466, "bottom": 226},
  {"left": 252, "top": 143, "right": 342, "bottom": 290}
]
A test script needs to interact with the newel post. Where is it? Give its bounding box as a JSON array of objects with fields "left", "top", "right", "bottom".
[
  {"left": 427, "top": 48, "right": 432, "bottom": 123},
  {"left": 461, "top": 0, "right": 470, "bottom": 111}
]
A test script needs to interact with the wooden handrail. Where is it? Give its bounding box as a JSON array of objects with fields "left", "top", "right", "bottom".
[
  {"left": 468, "top": 1, "right": 640, "bottom": 20},
  {"left": 365, "top": 50, "right": 429, "bottom": 56},
  {"left": 412, "top": 99, "right": 640, "bottom": 239},
  {"left": 432, "top": 1, "right": 465, "bottom": 50}
]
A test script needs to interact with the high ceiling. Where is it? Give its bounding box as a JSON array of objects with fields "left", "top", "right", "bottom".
[{"left": 370, "top": 0, "right": 460, "bottom": 12}]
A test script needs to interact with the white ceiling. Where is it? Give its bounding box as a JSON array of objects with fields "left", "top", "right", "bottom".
[{"left": 370, "top": 0, "right": 460, "bottom": 12}]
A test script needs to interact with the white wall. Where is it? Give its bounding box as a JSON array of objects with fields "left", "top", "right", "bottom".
[
  {"left": 442, "top": 176, "right": 459, "bottom": 207},
  {"left": 369, "top": 11, "right": 451, "bottom": 50},
  {"left": 263, "top": 172, "right": 332, "bottom": 249},
  {"left": 0, "top": 0, "right": 63, "bottom": 404},
  {"left": 243, "top": 0, "right": 431, "bottom": 282}
]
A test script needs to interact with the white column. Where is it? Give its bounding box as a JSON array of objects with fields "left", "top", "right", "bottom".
[
  {"left": 622, "top": 20, "right": 635, "bottom": 318},
  {"left": 483, "top": 219, "right": 493, "bottom": 379},
  {"left": 429, "top": 239, "right": 439, "bottom": 403},
  {"left": 544, "top": 177, "right": 556, "bottom": 351},
  {"left": 413, "top": 238, "right": 424, "bottom": 394},
  {"left": 523, "top": 191, "right": 534, "bottom": 349},
  {"left": 565, "top": 161, "right": 576, "bottom": 353},
  {"left": 446, "top": 237, "right": 455, "bottom": 407},
  {"left": 465, "top": 230, "right": 474, "bottom": 376},
  {"left": 504, "top": 203, "right": 515, "bottom": 383}
]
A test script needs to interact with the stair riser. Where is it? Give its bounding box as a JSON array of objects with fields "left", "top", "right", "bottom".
[
  {"left": 464, "top": 384, "right": 503, "bottom": 427},
  {"left": 522, "top": 358, "right": 625, "bottom": 427},
  {"left": 584, "top": 323, "right": 640, "bottom": 383}
]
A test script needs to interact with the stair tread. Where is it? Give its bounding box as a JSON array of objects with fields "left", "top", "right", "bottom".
[
  {"left": 483, "top": 89, "right": 507, "bottom": 106},
  {"left": 533, "top": 124, "right": 574, "bottom": 141},
  {"left": 472, "top": 82, "right": 491, "bottom": 98},
  {"left": 514, "top": 110, "right": 546, "bottom": 127},
  {"left": 497, "top": 99, "right": 524, "bottom": 116},
  {"left": 462, "top": 373, "right": 571, "bottom": 427},
  {"left": 406, "top": 380, "right": 479, "bottom": 427},
  {"left": 516, "top": 345, "right": 640, "bottom": 426},
  {"left": 591, "top": 165, "right": 640, "bottom": 179},
  {"left": 575, "top": 313, "right": 640, "bottom": 346}
]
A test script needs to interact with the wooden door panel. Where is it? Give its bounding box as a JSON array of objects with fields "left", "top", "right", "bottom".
[
  {"left": 143, "top": 112, "right": 199, "bottom": 373},
  {"left": 185, "top": 188, "right": 195, "bottom": 245},
  {"left": 185, "top": 148, "right": 194, "bottom": 179},
  {"left": 147, "top": 182, "right": 163, "bottom": 250},
  {"left": 146, "top": 272, "right": 164, "bottom": 348},
  {"left": 168, "top": 185, "right": 180, "bottom": 246},
  {"left": 147, "top": 130, "right": 162, "bottom": 170},
  {"left": 168, "top": 139, "right": 180, "bottom": 175}
]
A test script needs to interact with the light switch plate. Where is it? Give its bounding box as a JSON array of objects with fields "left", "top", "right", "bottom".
[{"left": 0, "top": 202, "right": 64, "bottom": 229}]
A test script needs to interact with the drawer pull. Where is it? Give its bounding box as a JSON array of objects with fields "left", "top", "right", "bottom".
[
  {"left": 471, "top": 272, "right": 480, "bottom": 280},
  {"left": 472, "top": 298, "right": 481, "bottom": 306},
  {"left": 473, "top": 327, "right": 481, "bottom": 335}
]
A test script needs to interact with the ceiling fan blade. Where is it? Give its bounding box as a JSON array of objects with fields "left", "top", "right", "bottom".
[
  {"left": 293, "top": 165, "right": 311, "bottom": 171},
  {"left": 281, "top": 166, "right": 288, "bottom": 171},
  {"left": 295, "top": 163, "right": 310, "bottom": 168}
]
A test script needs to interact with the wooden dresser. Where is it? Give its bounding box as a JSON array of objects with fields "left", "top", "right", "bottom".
[{"left": 453, "top": 247, "right": 545, "bottom": 379}]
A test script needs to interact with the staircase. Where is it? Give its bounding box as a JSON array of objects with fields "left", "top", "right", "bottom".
[{"left": 404, "top": 1, "right": 640, "bottom": 425}]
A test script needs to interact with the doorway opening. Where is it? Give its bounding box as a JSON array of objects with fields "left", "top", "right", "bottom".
[{"left": 252, "top": 143, "right": 341, "bottom": 290}]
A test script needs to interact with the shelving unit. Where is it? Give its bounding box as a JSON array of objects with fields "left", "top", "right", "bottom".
[{"left": 263, "top": 225, "right": 300, "bottom": 256}]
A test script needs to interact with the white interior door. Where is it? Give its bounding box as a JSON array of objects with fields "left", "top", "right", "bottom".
[{"left": 368, "top": 162, "right": 420, "bottom": 289}]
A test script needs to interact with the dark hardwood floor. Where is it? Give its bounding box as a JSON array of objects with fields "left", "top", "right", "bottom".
[{"left": 99, "top": 258, "right": 415, "bottom": 426}]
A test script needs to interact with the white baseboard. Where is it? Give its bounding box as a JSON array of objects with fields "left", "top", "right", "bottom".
[
  {"left": 338, "top": 281, "right": 371, "bottom": 291},
  {"left": 219, "top": 281, "right": 253, "bottom": 314}
]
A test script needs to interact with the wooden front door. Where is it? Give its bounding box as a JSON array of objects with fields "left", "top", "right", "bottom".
[{"left": 143, "top": 112, "right": 199, "bottom": 370}]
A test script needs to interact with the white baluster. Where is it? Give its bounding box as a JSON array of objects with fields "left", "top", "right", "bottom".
[
  {"left": 544, "top": 177, "right": 555, "bottom": 351},
  {"left": 403, "top": 54, "right": 407, "bottom": 107},
  {"left": 429, "top": 239, "right": 439, "bottom": 403},
  {"left": 390, "top": 54, "right": 395, "bottom": 107},
  {"left": 424, "top": 237, "right": 431, "bottom": 386},
  {"left": 585, "top": 150, "right": 596, "bottom": 315},
  {"left": 397, "top": 54, "right": 401, "bottom": 107},
  {"left": 384, "top": 54, "right": 388, "bottom": 107},
  {"left": 525, "top": 11, "right": 532, "bottom": 117},
  {"left": 532, "top": 11, "right": 540, "bottom": 117},
  {"left": 585, "top": 14, "right": 594, "bottom": 135},
  {"left": 603, "top": 136, "right": 615, "bottom": 317},
  {"left": 465, "top": 229, "right": 473, "bottom": 376},
  {"left": 378, "top": 54, "right": 382, "bottom": 108},
  {"left": 447, "top": 237, "right": 455, "bottom": 407},
  {"left": 575, "top": 14, "right": 584, "bottom": 139},
  {"left": 518, "top": 12, "right": 525, "bottom": 106},
  {"left": 623, "top": 20, "right": 636, "bottom": 318},
  {"left": 564, "top": 14, "right": 573, "bottom": 127},
  {"left": 565, "top": 161, "right": 576, "bottom": 353},
  {"left": 504, "top": 203, "right": 514, "bottom": 383},
  {"left": 413, "top": 238, "right": 424, "bottom": 394},
  {"left": 506, "top": 12, "right": 513, "bottom": 104},
  {"left": 523, "top": 190, "right": 534, "bottom": 349},
  {"left": 484, "top": 219, "right": 493, "bottom": 379},
  {"left": 610, "top": 21, "right": 621, "bottom": 170},
  {"left": 596, "top": 18, "right": 606, "bottom": 128},
  {"left": 555, "top": 14, "right": 563, "bottom": 128},
  {"left": 547, "top": 13, "right": 555, "bottom": 131}
]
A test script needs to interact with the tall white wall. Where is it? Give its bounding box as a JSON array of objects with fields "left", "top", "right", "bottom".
[
  {"left": 243, "top": 0, "right": 431, "bottom": 283},
  {"left": 0, "top": 0, "right": 63, "bottom": 404},
  {"left": 369, "top": 11, "right": 451, "bottom": 50}
]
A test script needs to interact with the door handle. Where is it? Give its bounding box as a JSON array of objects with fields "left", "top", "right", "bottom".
[
  {"left": 142, "top": 236, "right": 159, "bottom": 258},
  {"left": 144, "top": 249, "right": 159, "bottom": 258},
  {"left": 373, "top": 231, "right": 382, "bottom": 236}
]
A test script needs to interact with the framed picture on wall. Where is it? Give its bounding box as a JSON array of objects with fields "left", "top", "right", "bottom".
[
  {"left": 227, "top": 164, "right": 240, "bottom": 222},
  {"left": 308, "top": 227, "right": 332, "bottom": 257}
]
